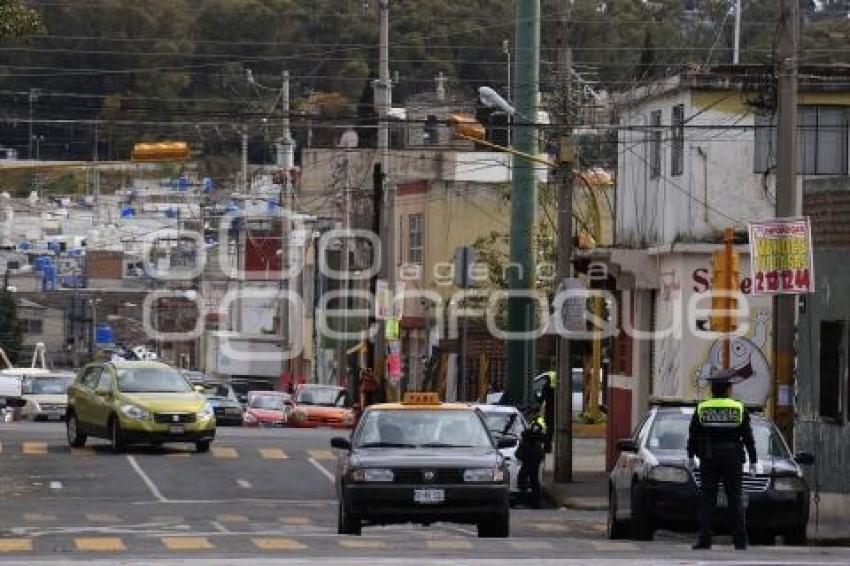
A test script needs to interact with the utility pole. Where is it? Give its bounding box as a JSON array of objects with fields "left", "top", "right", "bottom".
[
  {"left": 337, "top": 153, "right": 352, "bottom": 390},
  {"left": 241, "top": 129, "right": 249, "bottom": 193},
  {"left": 554, "top": 0, "right": 574, "bottom": 483},
  {"left": 280, "top": 70, "right": 295, "bottom": 383},
  {"left": 505, "top": 0, "right": 540, "bottom": 406},
  {"left": 374, "top": 0, "right": 398, "bottom": 399},
  {"left": 774, "top": 0, "right": 800, "bottom": 443},
  {"left": 733, "top": 0, "right": 742, "bottom": 65},
  {"left": 28, "top": 88, "right": 38, "bottom": 160}
]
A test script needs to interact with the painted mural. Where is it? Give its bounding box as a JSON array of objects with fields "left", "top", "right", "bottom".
[{"left": 692, "top": 310, "right": 773, "bottom": 405}]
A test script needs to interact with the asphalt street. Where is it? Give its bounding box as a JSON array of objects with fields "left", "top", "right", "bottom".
[{"left": 0, "top": 422, "right": 848, "bottom": 565}]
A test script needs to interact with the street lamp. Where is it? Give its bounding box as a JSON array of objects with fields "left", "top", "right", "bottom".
[
  {"left": 479, "top": 86, "right": 516, "bottom": 117},
  {"left": 31, "top": 135, "right": 45, "bottom": 161}
]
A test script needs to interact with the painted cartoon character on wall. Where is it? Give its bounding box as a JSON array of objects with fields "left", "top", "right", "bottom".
[{"left": 693, "top": 310, "right": 772, "bottom": 405}]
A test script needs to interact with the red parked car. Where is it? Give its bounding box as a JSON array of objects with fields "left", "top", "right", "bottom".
[
  {"left": 288, "top": 384, "right": 354, "bottom": 429},
  {"left": 243, "top": 391, "right": 292, "bottom": 427}
]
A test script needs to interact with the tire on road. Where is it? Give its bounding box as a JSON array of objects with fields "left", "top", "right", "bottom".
[
  {"left": 66, "top": 412, "right": 87, "bottom": 448},
  {"left": 607, "top": 485, "right": 629, "bottom": 540},
  {"left": 629, "top": 485, "right": 654, "bottom": 541},
  {"left": 196, "top": 440, "right": 211, "bottom": 453},
  {"left": 109, "top": 417, "right": 125, "bottom": 453},
  {"left": 783, "top": 523, "right": 808, "bottom": 546},
  {"left": 337, "top": 501, "right": 361, "bottom": 536},
  {"left": 477, "top": 508, "right": 510, "bottom": 538}
]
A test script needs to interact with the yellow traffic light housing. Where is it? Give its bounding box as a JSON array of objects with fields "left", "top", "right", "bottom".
[{"left": 131, "top": 141, "right": 191, "bottom": 162}]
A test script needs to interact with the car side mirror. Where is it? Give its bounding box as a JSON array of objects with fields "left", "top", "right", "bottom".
[
  {"left": 496, "top": 435, "right": 518, "bottom": 449},
  {"left": 616, "top": 438, "right": 638, "bottom": 453},
  {"left": 794, "top": 452, "right": 815, "bottom": 465},
  {"left": 330, "top": 437, "right": 351, "bottom": 450}
]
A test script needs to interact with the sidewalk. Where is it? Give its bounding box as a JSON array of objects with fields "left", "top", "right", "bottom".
[{"left": 541, "top": 437, "right": 608, "bottom": 511}]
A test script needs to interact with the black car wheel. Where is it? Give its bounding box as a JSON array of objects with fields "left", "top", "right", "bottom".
[
  {"left": 109, "top": 418, "right": 125, "bottom": 453},
  {"left": 337, "top": 500, "right": 361, "bottom": 536},
  {"left": 477, "top": 508, "right": 510, "bottom": 538},
  {"left": 749, "top": 531, "right": 775, "bottom": 546},
  {"left": 66, "top": 412, "right": 87, "bottom": 448},
  {"left": 783, "top": 523, "right": 807, "bottom": 546},
  {"left": 607, "top": 485, "right": 629, "bottom": 540},
  {"left": 629, "top": 485, "right": 654, "bottom": 541},
  {"left": 196, "top": 440, "right": 211, "bottom": 453}
]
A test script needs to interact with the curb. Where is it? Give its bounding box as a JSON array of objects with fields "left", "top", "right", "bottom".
[{"left": 541, "top": 480, "right": 608, "bottom": 511}]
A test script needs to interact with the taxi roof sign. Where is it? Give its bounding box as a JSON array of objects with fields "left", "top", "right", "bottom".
[{"left": 402, "top": 392, "right": 441, "bottom": 406}]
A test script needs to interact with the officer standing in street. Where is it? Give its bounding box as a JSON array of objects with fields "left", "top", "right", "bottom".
[
  {"left": 687, "top": 369, "right": 757, "bottom": 550},
  {"left": 516, "top": 407, "right": 547, "bottom": 508}
]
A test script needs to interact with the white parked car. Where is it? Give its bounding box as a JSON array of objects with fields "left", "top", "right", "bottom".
[
  {"left": 15, "top": 371, "right": 76, "bottom": 421},
  {"left": 476, "top": 404, "right": 541, "bottom": 495}
]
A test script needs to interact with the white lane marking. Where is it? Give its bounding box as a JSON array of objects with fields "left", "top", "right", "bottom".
[
  {"left": 308, "top": 457, "right": 335, "bottom": 483},
  {"left": 132, "top": 498, "right": 336, "bottom": 506},
  {"left": 210, "top": 521, "right": 229, "bottom": 534},
  {"left": 49, "top": 481, "right": 62, "bottom": 490},
  {"left": 126, "top": 455, "right": 169, "bottom": 503},
  {"left": 236, "top": 479, "right": 253, "bottom": 489}
]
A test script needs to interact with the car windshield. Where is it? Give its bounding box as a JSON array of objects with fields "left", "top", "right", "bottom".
[
  {"left": 354, "top": 409, "right": 493, "bottom": 449},
  {"left": 646, "top": 411, "right": 790, "bottom": 459},
  {"left": 21, "top": 375, "right": 74, "bottom": 395},
  {"left": 481, "top": 411, "right": 524, "bottom": 437},
  {"left": 204, "top": 383, "right": 236, "bottom": 401},
  {"left": 249, "top": 394, "right": 286, "bottom": 410},
  {"left": 232, "top": 381, "right": 272, "bottom": 396},
  {"left": 296, "top": 387, "right": 345, "bottom": 406},
  {"left": 117, "top": 368, "right": 192, "bottom": 393}
]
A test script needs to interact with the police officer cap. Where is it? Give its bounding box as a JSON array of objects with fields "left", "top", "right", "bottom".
[{"left": 705, "top": 368, "right": 737, "bottom": 383}]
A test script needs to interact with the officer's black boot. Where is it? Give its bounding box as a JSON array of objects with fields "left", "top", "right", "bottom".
[
  {"left": 733, "top": 535, "right": 747, "bottom": 550},
  {"left": 692, "top": 538, "right": 711, "bottom": 550}
]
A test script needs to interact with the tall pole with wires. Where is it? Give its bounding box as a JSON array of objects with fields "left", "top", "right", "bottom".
[{"left": 773, "top": 0, "right": 800, "bottom": 443}]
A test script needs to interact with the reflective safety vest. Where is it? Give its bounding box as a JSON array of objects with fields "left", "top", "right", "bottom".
[
  {"left": 544, "top": 370, "right": 558, "bottom": 390},
  {"left": 532, "top": 415, "right": 547, "bottom": 434},
  {"left": 697, "top": 397, "right": 744, "bottom": 428}
]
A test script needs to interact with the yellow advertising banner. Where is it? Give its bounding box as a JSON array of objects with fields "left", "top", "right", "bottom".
[{"left": 748, "top": 218, "right": 814, "bottom": 295}]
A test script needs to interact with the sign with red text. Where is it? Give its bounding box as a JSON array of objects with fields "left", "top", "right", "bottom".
[{"left": 748, "top": 218, "right": 814, "bottom": 295}]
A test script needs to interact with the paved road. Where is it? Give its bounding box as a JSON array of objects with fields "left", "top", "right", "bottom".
[{"left": 0, "top": 422, "right": 848, "bottom": 564}]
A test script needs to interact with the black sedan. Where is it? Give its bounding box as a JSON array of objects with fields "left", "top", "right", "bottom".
[
  {"left": 195, "top": 381, "right": 244, "bottom": 426},
  {"left": 330, "top": 397, "right": 514, "bottom": 538},
  {"left": 608, "top": 402, "right": 814, "bottom": 545}
]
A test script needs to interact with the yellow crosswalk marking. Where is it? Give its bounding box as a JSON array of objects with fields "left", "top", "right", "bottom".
[
  {"left": 71, "top": 447, "right": 95, "bottom": 456},
  {"left": 338, "top": 539, "right": 386, "bottom": 549},
  {"left": 0, "top": 442, "right": 3, "bottom": 454},
  {"left": 22, "top": 442, "right": 47, "bottom": 455},
  {"left": 215, "top": 514, "right": 249, "bottom": 524},
  {"left": 307, "top": 449, "right": 334, "bottom": 461},
  {"left": 529, "top": 522, "right": 569, "bottom": 533},
  {"left": 0, "top": 539, "right": 32, "bottom": 552},
  {"left": 259, "top": 448, "right": 287, "bottom": 460},
  {"left": 279, "top": 516, "right": 312, "bottom": 525},
  {"left": 75, "top": 537, "right": 126, "bottom": 552},
  {"left": 252, "top": 538, "right": 307, "bottom": 551},
  {"left": 161, "top": 537, "right": 214, "bottom": 550},
  {"left": 425, "top": 539, "right": 474, "bottom": 550},
  {"left": 211, "top": 447, "right": 238, "bottom": 459},
  {"left": 166, "top": 451, "right": 190, "bottom": 458},
  {"left": 591, "top": 541, "right": 639, "bottom": 551},
  {"left": 85, "top": 514, "right": 120, "bottom": 523},
  {"left": 23, "top": 513, "right": 56, "bottom": 522},
  {"left": 509, "top": 540, "right": 553, "bottom": 550}
]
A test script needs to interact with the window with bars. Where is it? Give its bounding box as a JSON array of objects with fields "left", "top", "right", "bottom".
[
  {"left": 649, "top": 110, "right": 662, "bottom": 179},
  {"left": 755, "top": 106, "right": 849, "bottom": 175},
  {"left": 671, "top": 104, "right": 684, "bottom": 177},
  {"left": 408, "top": 214, "right": 423, "bottom": 265}
]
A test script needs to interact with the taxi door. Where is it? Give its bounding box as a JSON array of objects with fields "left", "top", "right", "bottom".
[
  {"left": 71, "top": 366, "right": 102, "bottom": 430},
  {"left": 89, "top": 368, "right": 116, "bottom": 433}
]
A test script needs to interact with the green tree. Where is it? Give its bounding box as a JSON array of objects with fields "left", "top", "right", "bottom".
[
  {"left": 0, "top": 289, "right": 23, "bottom": 365},
  {"left": 0, "top": 0, "right": 40, "bottom": 41}
]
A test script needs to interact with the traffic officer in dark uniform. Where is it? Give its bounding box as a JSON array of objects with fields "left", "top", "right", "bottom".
[
  {"left": 687, "top": 369, "right": 757, "bottom": 550},
  {"left": 516, "top": 408, "right": 547, "bottom": 508}
]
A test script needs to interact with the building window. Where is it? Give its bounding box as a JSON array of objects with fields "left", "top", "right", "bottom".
[
  {"left": 408, "top": 214, "right": 423, "bottom": 264},
  {"left": 819, "top": 320, "right": 846, "bottom": 423},
  {"left": 21, "top": 319, "right": 43, "bottom": 335},
  {"left": 755, "top": 106, "right": 848, "bottom": 175},
  {"left": 649, "top": 110, "right": 662, "bottom": 179},
  {"left": 671, "top": 104, "right": 684, "bottom": 177}
]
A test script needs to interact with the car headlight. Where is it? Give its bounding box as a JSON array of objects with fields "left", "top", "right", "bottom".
[
  {"left": 648, "top": 465, "right": 689, "bottom": 484},
  {"left": 350, "top": 468, "right": 394, "bottom": 482},
  {"left": 342, "top": 412, "right": 355, "bottom": 425},
  {"left": 197, "top": 403, "right": 214, "bottom": 420},
  {"left": 291, "top": 409, "right": 307, "bottom": 421},
  {"left": 244, "top": 412, "right": 257, "bottom": 423},
  {"left": 464, "top": 468, "right": 506, "bottom": 483},
  {"left": 119, "top": 404, "right": 151, "bottom": 420},
  {"left": 774, "top": 476, "right": 805, "bottom": 492}
]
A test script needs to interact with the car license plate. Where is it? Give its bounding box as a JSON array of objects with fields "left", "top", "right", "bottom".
[
  {"left": 414, "top": 489, "right": 445, "bottom": 504},
  {"left": 47, "top": 413, "right": 62, "bottom": 421},
  {"left": 169, "top": 425, "right": 185, "bottom": 434}
]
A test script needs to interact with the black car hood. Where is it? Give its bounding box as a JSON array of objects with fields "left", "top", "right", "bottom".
[
  {"left": 351, "top": 447, "right": 502, "bottom": 468},
  {"left": 651, "top": 449, "right": 800, "bottom": 476}
]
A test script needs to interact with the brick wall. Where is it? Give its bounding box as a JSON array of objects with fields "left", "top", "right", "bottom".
[
  {"left": 804, "top": 180, "right": 850, "bottom": 249},
  {"left": 85, "top": 251, "right": 123, "bottom": 279}
]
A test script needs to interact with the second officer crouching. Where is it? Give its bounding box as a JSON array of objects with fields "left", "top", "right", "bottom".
[{"left": 687, "top": 369, "right": 757, "bottom": 550}]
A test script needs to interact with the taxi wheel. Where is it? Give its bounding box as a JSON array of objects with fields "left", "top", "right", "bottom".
[
  {"left": 783, "top": 523, "right": 807, "bottom": 546},
  {"left": 607, "top": 486, "right": 629, "bottom": 540},
  {"left": 66, "top": 412, "right": 87, "bottom": 448},
  {"left": 109, "top": 418, "right": 125, "bottom": 453},
  {"left": 338, "top": 501, "right": 361, "bottom": 536},
  {"left": 196, "top": 440, "right": 211, "bottom": 453},
  {"left": 629, "top": 487, "right": 654, "bottom": 541},
  {"left": 477, "top": 509, "right": 510, "bottom": 538}
]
